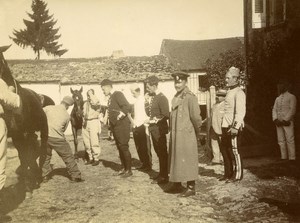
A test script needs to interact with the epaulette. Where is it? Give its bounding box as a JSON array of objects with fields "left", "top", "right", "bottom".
[
  {"left": 179, "top": 90, "right": 194, "bottom": 99},
  {"left": 185, "top": 90, "right": 195, "bottom": 96}
]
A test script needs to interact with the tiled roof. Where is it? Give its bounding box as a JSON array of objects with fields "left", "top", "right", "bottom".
[
  {"left": 7, "top": 55, "right": 176, "bottom": 84},
  {"left": 160, "top": 37, "right": 244, "bottom": 71}
]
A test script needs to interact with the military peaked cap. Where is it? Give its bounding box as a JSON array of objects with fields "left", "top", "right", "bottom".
[{"left": 171, "top": 71, "right": 189, "bottom": 82}]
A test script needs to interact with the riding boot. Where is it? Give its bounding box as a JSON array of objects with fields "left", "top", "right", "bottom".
[
  {"left": 118, "top": 149, "right": 126, "bottom": 170},
  {"left": 121, "top": 151, "right": 132, "bottom": 178},
  {"left": 123, "top": 150, "right": 132, "bottom": 172}
]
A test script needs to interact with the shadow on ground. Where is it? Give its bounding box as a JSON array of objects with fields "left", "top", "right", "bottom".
[
  {"left": 198, "top": 166, "right": 222, "bottom": 179},
  {"left": 246, "top": 160, "right": 300, "bottom": 180},
  {"left": 0, "top": 177, "right": 28, "bottom": 221},
  {"left": 259, "top": 197, "right": 300, "bottom": 222}
]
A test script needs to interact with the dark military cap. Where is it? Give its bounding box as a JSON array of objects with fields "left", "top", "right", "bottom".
[
  {"left": 144, "top": 75, "right": 160, "bottom": 85},
  {"left": 171, "top": 71, "right": 189, "bottom": 82},
  {"left": 100, "top": 79, "right": 113, "bottom": 86}
]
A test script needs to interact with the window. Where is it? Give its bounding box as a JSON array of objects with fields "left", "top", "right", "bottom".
[
  {"left": 252, "top": 0, "right": 286, "bottom": 29},
  {"left": 269, "top": 0, "right": 286, "bottom": 26},
  {"left": 252, "top": 0, "right": 266, "bottom": 28}
]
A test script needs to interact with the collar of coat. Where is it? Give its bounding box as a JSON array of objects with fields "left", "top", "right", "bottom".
[{"left": 172, "top": 87, "right": 192, "bottom": 110}]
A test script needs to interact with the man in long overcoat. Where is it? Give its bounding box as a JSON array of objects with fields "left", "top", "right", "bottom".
[{"left": 166, "top": 72, "right": 202, "bottom": 197}]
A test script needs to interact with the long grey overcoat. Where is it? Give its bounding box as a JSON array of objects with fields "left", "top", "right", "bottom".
[{"left": 169, "top": 87, "right": 202, "bottom": 182}]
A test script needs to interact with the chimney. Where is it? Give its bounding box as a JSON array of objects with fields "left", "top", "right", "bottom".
[{"left": 111, "top": 50, "right": 125, "bottom": 59}]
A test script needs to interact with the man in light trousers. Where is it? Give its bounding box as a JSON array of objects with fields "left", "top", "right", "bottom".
[
  {"left": 272, "top": 80, "right": 297, "bottom": 161},
  {"left": 82, "top": 89, "right": 102, "bottom": 166},
  {"left": 210, "top": 89, "right": 226, "bottom": 165}
]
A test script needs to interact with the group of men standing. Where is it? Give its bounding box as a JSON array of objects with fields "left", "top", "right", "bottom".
[{"left": 98, "top": 66, "right": 248, "bottom": 197}]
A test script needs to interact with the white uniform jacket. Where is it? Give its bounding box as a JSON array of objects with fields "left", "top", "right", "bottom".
[
  {"left": 222, "top": 86, "right": 246, "bottom": 130},
  {"left": 272, "top": 91, "right": 297, "bottom": 122}
]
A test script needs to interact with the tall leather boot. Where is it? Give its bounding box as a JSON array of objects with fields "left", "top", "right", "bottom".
[
  {"left": 113, "top": 148, "right": 126, "bottom": 176},
  {"left": 121, "top": 150, "right": 132, "bottom": 178},
  {"left": 118, "top": 149, "right": 126, "bottom": 170}
]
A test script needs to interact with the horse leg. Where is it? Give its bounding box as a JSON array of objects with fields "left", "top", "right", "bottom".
[
  {"left": 12, "top": 134, "right": 28, "bottom": 177},
  {"left": 12, "top": 134, "right": 33, "bottom": 198},
  {"left": 26, "top": 133, "right": 42, "bottom": 186},
  {"left": 72, "top": 127, "right": 79, "bottom": 159}
]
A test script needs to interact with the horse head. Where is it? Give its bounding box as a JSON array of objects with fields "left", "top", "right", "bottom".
[
  {"left": 0, "top": 45, "right": 16, "bottom": 88},
  {"left": 70, "top": 87, "right": 84, "bottom": 118}
]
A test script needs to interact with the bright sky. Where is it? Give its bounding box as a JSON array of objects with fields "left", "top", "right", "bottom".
[{"left": 0, "top": 0, "right": 244, "bottom": 59}]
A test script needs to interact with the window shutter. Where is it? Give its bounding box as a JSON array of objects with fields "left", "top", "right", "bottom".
[
  {"left": 252, "top": 0, "right": 267, "bottom": 28},
  {"left": 255, "top": 0, "right": 264, "bottom": 13}
]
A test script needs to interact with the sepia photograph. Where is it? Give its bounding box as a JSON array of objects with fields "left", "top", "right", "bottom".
[{"left": 0, "top": 0, "right": 299, "bottom": 222}]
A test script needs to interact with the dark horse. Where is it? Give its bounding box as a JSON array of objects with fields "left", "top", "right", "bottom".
[
  {"left": 70, "top": 87, "right": 84, "bottom": 157},
  {"left": 0, "top": 45, "right": 48, "bottom": 197}
]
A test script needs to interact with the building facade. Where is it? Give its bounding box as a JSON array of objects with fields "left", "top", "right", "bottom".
[{"left": 244, "top": 0, "right": 300, "bottom": 155}]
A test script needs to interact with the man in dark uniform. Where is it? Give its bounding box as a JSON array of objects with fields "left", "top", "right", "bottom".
[
  {"left": 144, "top": 76, "right": 169, "bottom": 184},
  {"left": 101, "top": 79, "right": 133, "bottom": 178}
]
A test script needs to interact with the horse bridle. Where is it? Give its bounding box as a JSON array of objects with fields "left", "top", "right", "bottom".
[
  {"left": 13, "top": 79, "right": 18, "bottom": 94},
  {"left": 0, "top": 54, "right": 19, "bottom": 95}
]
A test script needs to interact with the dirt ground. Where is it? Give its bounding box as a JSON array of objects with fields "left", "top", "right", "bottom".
[{"left": 1, "top": 133, "right": 300, "bottom": 223}]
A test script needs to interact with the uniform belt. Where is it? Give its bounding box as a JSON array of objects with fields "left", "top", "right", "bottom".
[{"left": 86, "top": 118, "right": 98, "bottom": 121}]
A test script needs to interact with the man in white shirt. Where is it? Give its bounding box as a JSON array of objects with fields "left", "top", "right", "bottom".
[
  {"left": 272, "top": 80, "right": 297, "bottom": 161},
  {"left": 129, "top": 84, "right": 152, "bottom": 171},
  {"left": 82, "top": 89, "right": 102, "bottom": 166},
  {"left": 0, "top": 79, "right": 20, "bottom": 192}
]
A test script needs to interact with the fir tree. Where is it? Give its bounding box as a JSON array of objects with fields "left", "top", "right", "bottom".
[{"left": 10, "top": 0, "right": 67, "bottom": 59}]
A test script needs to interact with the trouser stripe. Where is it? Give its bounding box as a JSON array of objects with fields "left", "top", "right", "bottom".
[{"left": 232, "top": 136, "right": 242, "bottom": 180}]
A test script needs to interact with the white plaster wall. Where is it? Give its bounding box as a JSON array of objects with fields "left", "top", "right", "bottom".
[
  {"left": 20, "top": 83, "right": 61, "bottom": 104},
  {"left": 158, "top": 81, "right": 176, "bottom": 108}
]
